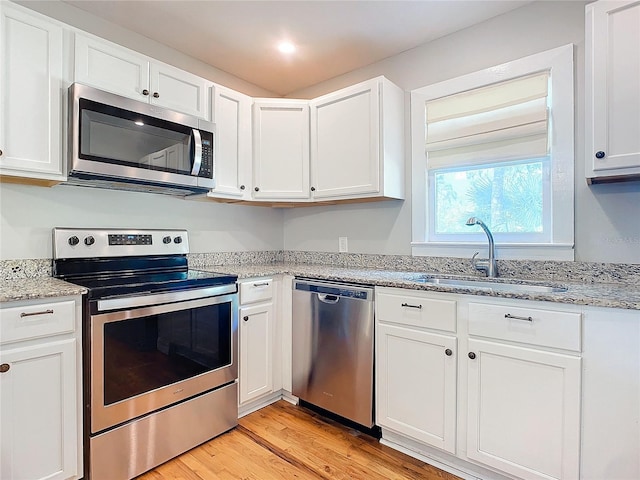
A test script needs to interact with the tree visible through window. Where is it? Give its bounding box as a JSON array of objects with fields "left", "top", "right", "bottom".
[{"left": 432, "top": 158, "right": 547, "bottom": 237}]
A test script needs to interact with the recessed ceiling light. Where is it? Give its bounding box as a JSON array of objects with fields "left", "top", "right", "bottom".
[{"left": 278, "top": 42, "right": 296, "bottom": 54}]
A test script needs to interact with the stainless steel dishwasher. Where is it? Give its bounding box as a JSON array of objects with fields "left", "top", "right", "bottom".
[{"left": 292, "top": 278, "right": 374, "bottom": 427}]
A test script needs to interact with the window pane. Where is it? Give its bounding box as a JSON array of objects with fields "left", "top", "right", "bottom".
[{"left": 433, "top": 160, "right": 545, "bottom": 235}]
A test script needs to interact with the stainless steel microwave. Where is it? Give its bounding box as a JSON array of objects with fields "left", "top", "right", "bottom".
[{"left": 67, "top": 83, "right": 215, "bottom": 196}]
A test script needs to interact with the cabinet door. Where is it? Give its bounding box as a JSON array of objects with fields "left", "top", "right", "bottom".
[
  {"left": 586, "top": 0, "right": 640, "bottom": 177},
  {"left": 74, "top": 33, "right": 150, "bottom": 102},
  {"left": 239, "top": 302, "right": 273, "bottom": 404},
  {"left": 466, "top": 338, "right": 581, "bottom": 480},
  {"left": 0, "top": 339, "right": 78, "bottom": 480},
  {"left": 208, "top": 84, "right": 252, "bottom": 199},
  {"left": 252, "top": 100, "right": 310, "bottom": 200},
  {"left": 310, "top": 79, "right": 380, "bottom": 199},
  {"left": 0, "top": 5, "right": 64, "bottom": 180},
  {"left": 150, "top": 62, "right": 210, "bottom": 120},
  {"left": 376, "top": 324, "right": 457, "bottom": 453}
]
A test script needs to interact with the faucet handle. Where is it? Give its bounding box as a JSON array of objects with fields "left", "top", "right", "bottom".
[{"left": 471, "top": 251, "right": 480, "bottom": 268}]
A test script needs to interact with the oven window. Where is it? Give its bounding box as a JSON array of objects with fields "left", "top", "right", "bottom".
[{"left": 103, "top": 302, "right": 231, "bottom": 405}]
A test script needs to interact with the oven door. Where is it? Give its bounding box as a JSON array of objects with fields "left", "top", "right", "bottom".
[{"left": 90, "top": 291, "right": 237, "bottom": 434}]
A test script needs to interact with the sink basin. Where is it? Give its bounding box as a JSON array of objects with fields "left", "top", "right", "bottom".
[{"left": 415, "top": 277, "right": 568, "bottom": 293}]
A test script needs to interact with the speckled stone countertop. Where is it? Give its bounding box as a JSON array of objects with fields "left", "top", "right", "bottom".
[
  {"left": 198, "top": 263, "right": 640, "bottom": 311},
  {"left": 0, "top": 277, "right": 87, "bottom": 303}
]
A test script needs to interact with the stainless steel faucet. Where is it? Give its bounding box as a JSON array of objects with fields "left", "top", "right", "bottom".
[{"left": 466, "top": 217, "right": 498, "bottom": 277}]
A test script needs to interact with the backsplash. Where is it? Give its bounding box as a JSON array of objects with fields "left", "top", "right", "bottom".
[{"left": 2, "top": 251, "right": 639, "bottom": 286}]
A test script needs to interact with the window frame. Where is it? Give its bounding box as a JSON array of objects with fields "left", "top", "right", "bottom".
[{"left": 411, "top": 44, "right": 575, "bottom": 261}]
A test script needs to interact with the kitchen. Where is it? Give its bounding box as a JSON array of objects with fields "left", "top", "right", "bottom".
[{"left": 1, "top": 0, "right": 639, "bottom": 479}]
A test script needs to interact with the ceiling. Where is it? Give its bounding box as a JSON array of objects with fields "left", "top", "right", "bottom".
[{"left": 64, "top": 1, "right": 531, "bottom": 96}]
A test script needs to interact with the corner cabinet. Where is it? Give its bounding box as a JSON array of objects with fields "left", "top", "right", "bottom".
[
  {"left": 74, "top": 33, "right": 211, "bottom": 120},
  {"left": 0, "top": 296, "right": 83, "bottom": 480},
  {"left": 252, "top": 100, "right": 310, "bottom": 201},
  {"left": 375, "top": 288, "right": 457, "bottom": 454},
  {"left": 310, "top": 76, "right": 404, "bottom": 201},
  {"left": 207, "top": 84, "right": 252, "bottom": 200},
  {"left": 585, "top": 0, "right": 640, "bottom": 183},
  {"left": 0, "top": 3, "right": 66, "bottom": 183}
]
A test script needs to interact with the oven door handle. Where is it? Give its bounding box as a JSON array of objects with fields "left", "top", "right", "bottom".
[
  {"left": 96, "top": 283, "right": 237, "bottom": 312},
  {"left": 190, "top": 129, "right": 202, "bottom": 176}
]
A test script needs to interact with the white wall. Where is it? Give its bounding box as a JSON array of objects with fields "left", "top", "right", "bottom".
[
  {"left": 284, "top": 0, "right": 640, "bottom": 264},
  {"left": 0, "top": 183, "right": 284, "bottom": 259}
]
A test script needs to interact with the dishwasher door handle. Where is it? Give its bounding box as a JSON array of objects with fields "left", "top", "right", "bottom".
[{"left": 317, "top": 293, "right": 340, "bottom": 304}]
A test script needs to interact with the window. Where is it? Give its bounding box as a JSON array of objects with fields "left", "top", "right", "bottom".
[{"left": 411, "top": 45, "right": 574, "bottom": 260}]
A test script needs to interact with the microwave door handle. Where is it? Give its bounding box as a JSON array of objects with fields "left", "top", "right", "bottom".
[{"left": 190, "top": 129, "right": 202, "bottom": 176}]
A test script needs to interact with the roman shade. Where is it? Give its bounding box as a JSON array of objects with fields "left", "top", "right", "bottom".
[{"left": 425, "top": 71, "right": 550, "bottom": 169}]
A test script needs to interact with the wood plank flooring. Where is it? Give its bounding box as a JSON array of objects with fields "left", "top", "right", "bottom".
[{"left": 137, "top": 400, "right": 461, "bottom": 480}]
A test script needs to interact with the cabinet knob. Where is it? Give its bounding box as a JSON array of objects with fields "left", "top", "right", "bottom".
[
  {"left": 445, "top": 349, "right": 453, "bottom": 356},
  {"left": 243, "top": 316, "right": 249, "bottom": 322},
  {"left": 0, "top": 364, "right": 10, "bottom": 373},
  {"left": 468, "top": 352, "right": 476, "bottom": 360},
  {"left": 595, "top": 151, "right": 606, "bottom": 159},
  {"left": 0, "top": 149, "right": 3, "bottom": 156},
  {"left": 254, "top": 187, "right": 260, "bottom": 192},
  {"left": 153, "top": 92, "right": 160, "bottom": 98},
  {"left": 142, "top": 89, "right": 149, "bottom": 96},
  {"left": 240, "top": 185, "right": 245, "bottom": 190},
  {"left": 310, "top": 186, "right": 316, "bottom": 192}
]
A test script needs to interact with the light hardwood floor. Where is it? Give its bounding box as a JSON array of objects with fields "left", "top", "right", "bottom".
[{"left": 137, "top": 400, "right": 461, "bottom": 480}]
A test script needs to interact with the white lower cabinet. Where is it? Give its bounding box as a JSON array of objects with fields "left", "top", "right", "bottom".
[
  {"left": 466, "top": 339, "right": 581, "bottom": 480},
  {"left": 238, "top": 277, "right": 283, "bottom": 413},
  {"left": 377, "top": 324, "right": 457, "bottom": 453},
  {"left": 0, "top": 297, "right": 82, "bottom": 480},
  {"left": 376, "top": 287, "right": 458, "bottom": 454},
  {"left": 376, "top": 288, "right": 584, "bottom": 480}
]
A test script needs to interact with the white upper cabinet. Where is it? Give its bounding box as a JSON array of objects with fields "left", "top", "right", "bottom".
[
  {"left": 0, "top": 3, "right": 65, "bottom": 182},
  {"left": 310, "top": 76, "right": 404, "bottom": 200},
  {"left": 252, "top": 99, "right": 310, "bottom": 201},
  {"left": 585, "top": 0, "right": 640, "bottom": 182},
  {"left": 208, "top": 84, "right": 252, "bottom": 200},
  {"left": 75, "top": 33, "right": 211, "bottom": 120}
]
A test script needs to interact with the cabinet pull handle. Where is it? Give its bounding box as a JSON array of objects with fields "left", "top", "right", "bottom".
[
  {"left": 254, "top": 187, "right": 260, "bottom": 192},
  {"left": 153, "top": 92, "right": 160, "bottom": 98},
  {"left": 253, "top": 282, "right": 270, "bottom": 287},
  {"left": 240, "top": 185, "right": 245, "bottom": 190},
  {"left": 142, "top": 89, "right": 149, "bottom": 96},
  {"left": 595, "top": 151, "right": 606, "bottom": 159},
  {"left": 468, "top": 352, "right": 476, "bottom": 360},
  {"left": 401, "top": 302, "right": 422, "bottom": 309},
  {"left": 20, "top": 309, "right": 54, "bottom": 318},
  {"left": 243, "top": 316, "right": 249, "bottom": 322},
  {"left": 310, "top": 186, "right": 316, "bottom": 192},
  {"left": 0, "top": 149, "right": 3, "bottom": 156},
  {"left": 445, "top": 349, "right": 453, "bottom": 356},
  {"left": 0, "top": 364, "right": 10, "bottom": 373},
  {"left": 505, "top": 313, "right": 533, "bottom": 322}
]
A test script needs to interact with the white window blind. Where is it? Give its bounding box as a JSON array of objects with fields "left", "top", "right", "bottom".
[{"left": 425, "top": 71, "right": 550, "bottom": 169}]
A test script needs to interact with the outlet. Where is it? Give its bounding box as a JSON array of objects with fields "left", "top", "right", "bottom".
[{"left": 338, "top": 236, "right": 348, "bottom": 253}]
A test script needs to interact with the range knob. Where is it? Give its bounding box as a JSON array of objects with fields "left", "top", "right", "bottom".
[
  {"left": 68, "top": 236, "right": 79, "bottom": 246},
  {"left": 163, "top": 236, "right": 172, "bottom": 244},
  {"left": 173, "top": 236, "right": 182, "bottom": 244},
  {"left": 84, "top": 236, "right": 95, "bottom": 246}
]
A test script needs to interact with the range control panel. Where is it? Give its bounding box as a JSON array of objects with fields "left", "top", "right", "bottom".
[{"left": 53, "top": 228, "right": 189, "bottom": 259}]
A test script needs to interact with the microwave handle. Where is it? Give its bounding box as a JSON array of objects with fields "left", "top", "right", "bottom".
[{"left": 190, "top": 129, "right": 202, "bottom": 176}]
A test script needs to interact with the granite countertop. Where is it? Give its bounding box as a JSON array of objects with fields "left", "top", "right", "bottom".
[
  {"left": 1, "top": 262, "right": 638, "bottom": 310},
  {"left": 0, "top": 277, "right": 87, "bottom": 303},
  {"left": 199, "top": 263, "right": 640, "bottom": 311}
]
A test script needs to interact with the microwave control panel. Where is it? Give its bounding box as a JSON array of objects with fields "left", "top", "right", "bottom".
[{"left": 199, "top": 131, "right": 214, "bottom": 179}]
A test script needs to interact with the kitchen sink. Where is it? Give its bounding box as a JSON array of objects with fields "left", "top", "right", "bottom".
[{"left": 414, "top": 276, "right": 568, "bottom": 293}]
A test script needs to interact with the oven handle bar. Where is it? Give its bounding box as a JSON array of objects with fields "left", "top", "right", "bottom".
[{"left": 97, "top": 283, "right": 237, "bottom": 312}]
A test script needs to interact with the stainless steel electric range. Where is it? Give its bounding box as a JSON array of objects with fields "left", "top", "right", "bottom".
[{"left": 52, "top": 228, "right": 239, "bottom": 480}]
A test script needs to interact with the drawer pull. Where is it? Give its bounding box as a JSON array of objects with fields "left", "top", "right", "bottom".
[
  {"left": 401, "top": 303, "right": 422, "bottom": 309},
  {"left": 0, "top": 364, "right": 10, "bottom": 373},
  {"left": 20, "top": 309, "right": 54, "bottom": 318},
  {"left": 253, "top": 282, "right": 270, "bottom": 287},
  {"left": 505, "top": 313, "right": 533, "bottom": 322}
]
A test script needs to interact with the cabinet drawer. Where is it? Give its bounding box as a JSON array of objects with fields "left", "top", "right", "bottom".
[
  {"left": 468, "top": 302, "right": 581, "bottom": 352},
  {"left": 376, "top": 289, "right": 456, "bottom": 333},
  {"left": 0, "top": 300, "right": 75, "bottom": 345},
  {"left": 240, "top": 279, "right": 273, "bottom": 305}
]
